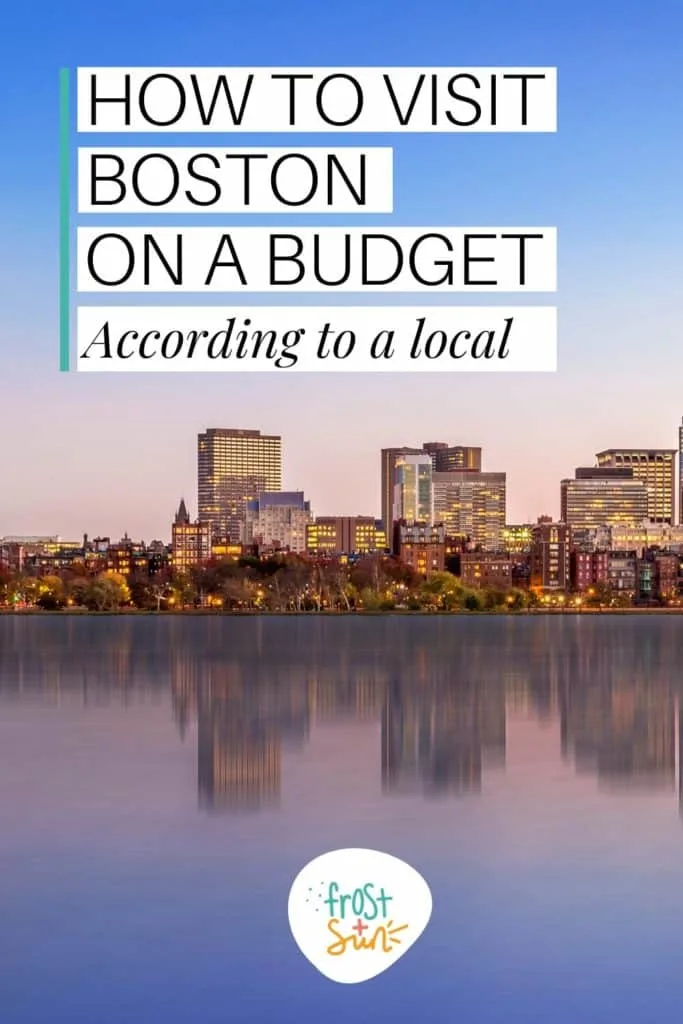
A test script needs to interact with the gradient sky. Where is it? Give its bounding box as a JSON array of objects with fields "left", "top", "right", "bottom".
[{"left": 2, "top": 0, "right": 683, "bottom": 541}]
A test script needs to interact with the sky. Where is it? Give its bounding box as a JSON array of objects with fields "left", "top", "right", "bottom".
[{"left": 2, "top": 0, "right": 683, "bottom": 541}]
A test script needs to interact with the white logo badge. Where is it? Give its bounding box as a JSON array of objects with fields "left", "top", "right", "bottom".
[{"left": 287, "top": 848, "right": 432, "bottom": 984}]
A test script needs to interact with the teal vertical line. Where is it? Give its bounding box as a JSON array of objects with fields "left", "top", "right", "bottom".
[{"left": 59, "top": 68, "right": 70, "bottom": 372}]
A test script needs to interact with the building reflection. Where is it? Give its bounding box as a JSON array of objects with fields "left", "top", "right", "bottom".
[
  {"left": 3, "top": 617, "right": 683, "bottom": 819},
  {"left": 198, "top": 685, "right": 281, "bottom": 812},
  {"left": 186, "top": 635, "right": 507, "bottom": 807},
  {"left": 553, "top": 622, "right": 677, "bottom": 792},
  {"left": 381, "top": 677, "right": 505, "bottom": 796},
  {"left": 193, "top": 661, "right": 312, "bottom": 812},
  {"left": 560, "top": 682, "right": 676, "bottom": 790}
]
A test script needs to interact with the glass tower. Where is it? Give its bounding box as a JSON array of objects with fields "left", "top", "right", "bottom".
[{"left": 392, "top": 453, "right": 433, "bottom": 526}]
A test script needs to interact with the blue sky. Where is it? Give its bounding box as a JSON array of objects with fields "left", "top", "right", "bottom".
[{"left": 2, "top": 0, "right": 683, "bottom": 539}]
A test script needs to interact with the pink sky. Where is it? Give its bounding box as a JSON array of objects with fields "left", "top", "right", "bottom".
[{"left": 3, "top": 351, "right": 682, "bottom": 542}]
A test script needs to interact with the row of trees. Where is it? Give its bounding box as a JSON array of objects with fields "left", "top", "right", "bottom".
[{"left": 0, "top": 555, "right": 630, "bottom": 612}]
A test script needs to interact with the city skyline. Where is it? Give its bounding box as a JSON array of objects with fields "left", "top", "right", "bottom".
[
  {"left": 3, "top": 421, "right": 683, "bottom": 544},
  {"left": 3, "top": 1, "right": 683, "bottom": 542}
]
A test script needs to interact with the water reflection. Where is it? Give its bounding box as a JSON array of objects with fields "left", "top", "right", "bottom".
[
  {"left": 381, "top": 677, "right": 506, "bottom": 796},
  {"left": 1, "top": 615, "right": 682, "bottom": 817}
]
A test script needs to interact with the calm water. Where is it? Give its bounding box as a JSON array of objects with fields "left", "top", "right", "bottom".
[{"left": 2, "top": 615, "right": 683, "bottom": 1023}]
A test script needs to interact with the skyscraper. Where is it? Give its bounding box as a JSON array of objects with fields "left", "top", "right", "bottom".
[
  {"left": 380, "top": 447, "right": 424, "bottom": 540},
  {"left": 678, "top": 419, "right": 683, "bottom": 524},
  {"left": 382, "top": 442, "right": 483, "bottom": 541},
  {"left": 595, "top": 449, "right": 676, "bottom": 524},
  {"left": 422, "top": 442, "right": 482, "bottom": 472},
  {"left": 433, "top": 471, "right": 506, "bottom": 551},
  {"left": 198, "top": 428, "right": 282, "bottom": 541},
  {"left": 392, "top": 453, "right": 433, "bottom": 525}
]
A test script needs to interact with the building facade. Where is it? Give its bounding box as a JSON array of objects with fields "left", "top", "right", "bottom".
[
  {"left": 571, "top": 550, "right": 610, "bottom": 592},
  {"left": 171, "top": 499, "right": 211, "bottom": 572},
  {"left": 653, "top": 554, "right": 680, "bottom": 600},
  {"left": 459, "top": 553, "right": 513, "bottom": 590},
  {"left": 501, "top": 524, "right": 534, "bottom": 556},
  {"left": 601, "top": 521, "right": 683, "bottom": 556},
  {"left": 608, "top": 552, "right": 638, "bottom": 596},
  {"left": 306, "top": 517, "right": 386, "bottom": 556},
  {"left": 422, "top": 442, "right": 482, "bottom": 472},
  {"left": 560, "top": 476, "right": 648, "bottom": 530},
  {"left": 380, "top": 447, "right": 424, "bottom": 542},
  {"left": 242, "top": 491, "right": 311, "bottom": 553},
  {"left": 433, "top": 471, "right": 506, "bottom": 551},
  {"left": 198, "top": 428, "right": 282, "bottom": 541},
  {"left": 396, "top": 522, "right": 446, "bottom": 576},
  {"left": 381, "top": 442, "right": 481, "bottom": 543},
  {"left": 596, "top": 449, "right": 676, "bottom": 524},
  {"left": 530, "top": 519, "right": 570, "bottom": 591},
  {"left": 392, "top": 454, "right": 433, "bottom": 536}
]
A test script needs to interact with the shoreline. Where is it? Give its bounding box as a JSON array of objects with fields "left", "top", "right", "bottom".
[{"left": 1, "top": 607, "right": 682, "bottom": 617}]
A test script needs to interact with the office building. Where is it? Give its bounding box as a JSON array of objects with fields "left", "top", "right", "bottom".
[
  {"left": 381, "top": 447, "right": 424, "bottom": 541},
  {"left": 596, "top": 449, "right": 676, "bottom": 524},
  {"left": 198, "top": 428, "right": 282, "bottom": 541},
  {"left": 392, "top": 453, "right": 433, "bottom": 532},
  {"left": 382, "top": 441, "right": 481, "bottom": 542},
  {"left": 422, "top": 442, "right": 482, "bottom": 472},
  {"left": 433, "top": 471, "right": 506, "bottom": 551},
  {"left": 561, "top": 475, "right": 648, "bottom": 530},
  {"left": 679, "top": 419, "right": 683, "bottom": 525},
  {"left": 242, "top": 491, "right": 311, "bottom": 553},
  {"left": 306, "top": 517, "right": 386, "bottom": 556},
  {"left": 602, "top": 522, "right": 683, "bottom": 556},
  {"left": 575, "top": 466, "right": 633, "bottom": 480}
]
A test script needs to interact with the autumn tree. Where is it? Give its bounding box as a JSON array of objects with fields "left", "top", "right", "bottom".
[{"left": 36, "top": 575, "right": 66, "bottom": 609}]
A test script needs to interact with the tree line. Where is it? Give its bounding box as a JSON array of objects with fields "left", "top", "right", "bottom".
[{"left": 0, "top": 555, "right": 636, "bottom": 612}]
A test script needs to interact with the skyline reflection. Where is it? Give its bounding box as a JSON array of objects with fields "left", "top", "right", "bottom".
[{"left": 1, "top": 616, "right": 682, "bottom": 818}]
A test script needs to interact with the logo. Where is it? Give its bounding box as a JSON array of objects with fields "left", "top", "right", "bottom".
[{"left": 287, "top": 848, "right": 432, "bottom": 984}]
